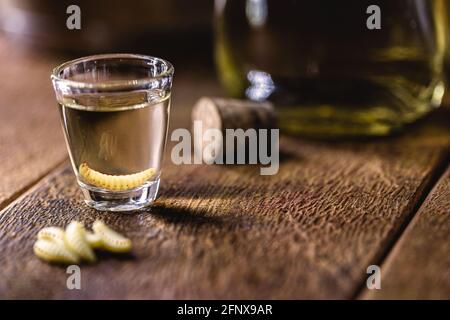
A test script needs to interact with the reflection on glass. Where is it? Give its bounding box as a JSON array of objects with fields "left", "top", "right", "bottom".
[{"left": 215, "top": 0, "right": 446, "bottom": 137}]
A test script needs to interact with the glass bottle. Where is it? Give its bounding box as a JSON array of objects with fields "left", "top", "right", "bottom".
[{"left": 215, "top": 0, "right": 446, "bottom": 137}]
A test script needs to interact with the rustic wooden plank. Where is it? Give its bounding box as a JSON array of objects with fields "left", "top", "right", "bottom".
[
  {"left": 1, "top": 105, "right": 450, "bottom": 299},
  {"left": 361, "top": 166, "right": 450, "bottom": 300},
  {"left": 0, "top": 38, "right": 67, "bottom": 209}
]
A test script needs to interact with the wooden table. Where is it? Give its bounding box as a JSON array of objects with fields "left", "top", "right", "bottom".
[{"left": 0, "top": 36, "right": 449, "bottom": 300}]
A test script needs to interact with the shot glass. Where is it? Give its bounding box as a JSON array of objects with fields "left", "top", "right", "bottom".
[{"left": 51, "top": 54, "right": 173, "bottom": 211}]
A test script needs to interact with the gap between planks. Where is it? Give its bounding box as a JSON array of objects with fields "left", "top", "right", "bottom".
[
  {"left": 0, "top": 158, "right": 68, "bottom": 213},
  {"left": 351, "top": 147, "right": 450, "bottom": 299}
]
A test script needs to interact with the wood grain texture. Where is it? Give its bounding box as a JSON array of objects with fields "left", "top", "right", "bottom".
[
  {"left": 362, "top": 166, "right": 450, "bottom": 300},
  {"left": 0, "top": 39, "right": 67, "bottom": 209},
  {"left": 1, "top": 108, "right": 450, "bottom": 299}
]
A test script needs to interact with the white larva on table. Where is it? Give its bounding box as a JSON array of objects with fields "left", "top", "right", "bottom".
[
  {"left": 33, "top": 239, "right": 79, "bottom": 264},
  {"left": 33, "top": 220, "right": 133, "bottom": 265},
  {"left": 37, "top": 227, "right": 65, "bottom": 244},
  {"left": 64, "top": 221, "right": 96, "bottom": 263},
  {"left": 79, "top": 163, "right": 156, "bottom": 191},
  {"left": 86, "top": 231, "right": 103, "bottom": 248},
  {"left": 92, "top": 220, "right": 132, "bottom": 253}
]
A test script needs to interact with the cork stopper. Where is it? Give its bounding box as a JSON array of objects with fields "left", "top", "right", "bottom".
[
  {"left": 191, "top": 97, "right": 276, "bottom": 163},
  {"left": 192, "top": 97, "right": 276, "bottom": 132}
]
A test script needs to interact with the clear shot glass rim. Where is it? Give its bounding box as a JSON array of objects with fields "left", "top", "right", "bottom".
[{"left": 51, "top": 53, "right": 174, "bottom": 91}]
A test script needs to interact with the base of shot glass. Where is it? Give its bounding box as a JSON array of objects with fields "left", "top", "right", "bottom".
[{"left": 79, "top": 178, "right": 160, "bottom": 212}]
